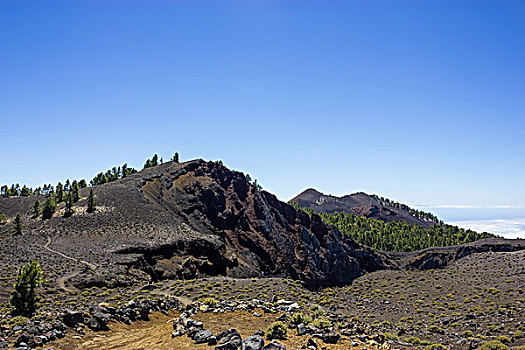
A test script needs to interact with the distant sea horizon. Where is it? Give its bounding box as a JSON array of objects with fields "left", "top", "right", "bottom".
[{"left": 416, "top": 206, "right": 525, "bottom": 239}]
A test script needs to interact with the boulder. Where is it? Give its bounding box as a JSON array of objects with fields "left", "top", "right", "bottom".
[
  {"left": 264, "top": 341, "right": 286, "bottom": 350},
  {"left": 62, "top": 310, "right": 84, "bottom": 327},
  {"left": 193, "top": 330, "right": 213, "bottom": 344},
  {"left": 208, "top": 335, "right": 217, "bottom": 346},
  {"left": 215, "top": 328, "right": 242, "bottom": 350},
  {"left": 306, "top": 338, "right": 318, "bottom": 349},
  {"left": 322, "top": 330, "right": 340, "bottom": 344},
  {"left": 241, "top": 335, "right": 264, "bottom": 350},
  {"left": 297, "top": 323, "right": 306, "bottom": 336}
]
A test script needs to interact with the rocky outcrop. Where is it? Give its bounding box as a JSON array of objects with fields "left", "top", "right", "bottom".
[
  {"left": 386, "top": 238, "right": 525, "bottom": 270},
  {"left": 116, "top": 160, "right": 391, "bottom": 287}
]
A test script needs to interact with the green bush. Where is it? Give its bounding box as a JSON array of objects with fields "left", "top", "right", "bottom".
[
  {"left": 200, "top": 297, "right": 218, "bottom": 307},
  {"left": 291, "top": 312, "right": 312, "bottom": 325},
  {"left": 478, "top": 340, "right": 508, "bottom": 350},
  {"left": 310, "top": 317, "right": 332, "bottom": 329},
  {"left": 496, "top": 336, "right": 511, "bottom": 344},
  {"left": 426, "top": 344, "right": 447, "bottom": 350},
  {"left": 404, "top": 336, "right": 421, "bottom": 344},
  {"left": 266, "top": 321, "right": 287, "bottom": 340}
]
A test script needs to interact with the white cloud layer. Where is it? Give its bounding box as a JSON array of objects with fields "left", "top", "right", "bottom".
[
  {"left": 448, "top": 218, "right": 525, "bottom": 239},
  {"left": 418, "top": 205, "right": 522, "bottom": 209}
]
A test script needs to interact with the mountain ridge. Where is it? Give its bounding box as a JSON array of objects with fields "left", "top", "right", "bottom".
[{"left": 291, "top": 188, "right": 436, "bottom": 228}]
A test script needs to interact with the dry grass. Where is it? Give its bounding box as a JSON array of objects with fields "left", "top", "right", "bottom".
[{"left": 48, "top": 310, "right": 369, "bottom": 350}]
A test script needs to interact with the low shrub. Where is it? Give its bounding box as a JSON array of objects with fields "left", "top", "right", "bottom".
[
  {"left": 266, "top": 322, "right": 287, "bottom": 340},
  {"left": 478, "top": 340, "right": 508, "bottom": 350}
]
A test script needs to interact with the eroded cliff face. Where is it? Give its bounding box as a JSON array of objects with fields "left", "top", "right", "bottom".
[{"left": 117, "top": 160, "right": 390, "bottom": 287}]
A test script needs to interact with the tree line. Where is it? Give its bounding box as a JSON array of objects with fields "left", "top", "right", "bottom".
[
  {"left": 289, "top": 202, "right": 496, "bottom": 252},
  {"left": 1, "top": 152, "right": 181, "bottom": 229},
  {"left": 370, "top": 194, "right": 440, "bottom": 224},
  {"left": 1, "top": 152, "right": 181, "bottom": 197},
  {"left": 90, "top": 163, "right": 137, "bottom": 186}
]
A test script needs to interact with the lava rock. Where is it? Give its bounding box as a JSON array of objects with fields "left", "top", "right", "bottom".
[
  {"left": 241, "top": 335, "right": 264, "bottom": 350},
  {"left": 193, "top": 330, "right": 213, "bottom": 344},
  {"left": 215, "top": 328, "right": 242, "bottom": 350},
  {"left": 62, "top": 310, "right": 84, "bottom": 327},
  {"left": 322, "top": 330, "right": 340, "bottom": 344},
  {"left": 264, "top": 341, "right": 287, "bottom": 350},
  {"left": 297, "top": 323, "right": 306, "bottom": 336},
  {"left": 306, "top": 338, "right": 318, "bottom": 349}
]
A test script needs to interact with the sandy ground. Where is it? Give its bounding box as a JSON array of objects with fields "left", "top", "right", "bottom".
[{"left": 47, "top": 310, "right": 365, "bottom": 350}]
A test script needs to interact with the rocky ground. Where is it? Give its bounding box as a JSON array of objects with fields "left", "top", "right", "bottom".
[
  {"left": 0, "top": 160, "right": 524, "bottom": 349},
  {"left": 1, "top": 248, "right": 524, "bottom": 349}
]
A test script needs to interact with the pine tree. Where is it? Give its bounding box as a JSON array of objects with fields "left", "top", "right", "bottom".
[
  {"left": 42, "top": 197, "right": 57, "bottom": 220},
  {"left": 55, "top": 182, "right": 64, "bottom": 203},
  {"left": 20, "top": 186, "right": 32, "bottom": 197},
  {"left": 33, "top": 200, "right": 40, "bottom": 218},
  {"left": 151, "top": 154, "right": 158, "bottom": 166},
  {"left": 173, "top": 152, "right": 180, "bottom": 163},
  {"left": 10, "top": 261, "right": 41, "bottom": 316},
  {"left": 87, "top": 189, "right": 96, "bottom": 213},
  {"left": 14, "top": 214, "right": 23, "bottom": 235},
  {"left": 71, "top": 181, "right": 80, "bottom": 202},
  {"left": 64, "top": 193, "right": 74, "bottom": 217}
]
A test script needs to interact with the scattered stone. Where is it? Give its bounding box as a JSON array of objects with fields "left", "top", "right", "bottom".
[
  {"left": 193, "top": 329, "right": 213, "bottom": 344},
  {"left": 215, "top": 328, "right": 242, "bottom": 350},
  {"left": 322, "top": 329, "right": 340, "bottom": 344},
  {"left": 208, "top": 335, "right": 217, "bottom": 346},
  {"left": 297, "top": 323, "right": 306, "bottom": 336},
  {"left": 264, "top": 341, "right": 286, "bottom": 350},
  {"left": 62, "top": 310, "right": 84, "bottom": 327},
  {"left": 242, "top": 335, "right": 264, "bottom": 350},
  {"left": 306, "top": 337, "right": 318, "bottom": 349}
]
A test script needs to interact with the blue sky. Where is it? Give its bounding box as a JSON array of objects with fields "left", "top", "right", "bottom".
[{"left": 1, "top": 1, "right": 524, "bottom": 235}]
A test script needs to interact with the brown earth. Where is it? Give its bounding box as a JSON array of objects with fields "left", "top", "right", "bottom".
[{"left": 48, "top": 310, "right": 367, "bottom": 350}]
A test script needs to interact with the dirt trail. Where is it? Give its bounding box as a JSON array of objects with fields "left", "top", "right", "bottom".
[
  {"left": 48, "top": 310, "right": 363, "bottom": 350},
  {"left": 44, "top": 236, "right": 97, "bottom": 269},
  {"left": 44, "top": 236, "right": 97, "bottom": 291}
]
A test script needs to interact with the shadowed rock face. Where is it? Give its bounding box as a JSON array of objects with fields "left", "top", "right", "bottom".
[
  {"left": 385, "top": 238, "right": 525, "bottom": 270},
  {"left": 121, "top": 160, "right": 390, "bottom": 287}
]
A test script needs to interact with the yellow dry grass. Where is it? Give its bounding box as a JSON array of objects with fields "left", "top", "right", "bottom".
[{"left": 47, "top": 310, "right": 371, "bottom": 350}]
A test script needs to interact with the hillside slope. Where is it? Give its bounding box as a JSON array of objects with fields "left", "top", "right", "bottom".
[
  {"left": 0, "top": 160, "right": 390, "bottom": 293},
  {"left": 291, "top": 189, "right": 435, "bottom": 227}
]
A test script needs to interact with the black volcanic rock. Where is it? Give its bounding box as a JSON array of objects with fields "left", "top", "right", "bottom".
[
  {"left": 117, "top": 160, "right": 391, "bottom": 287},
  {"left": 0, "top": 159, "right": 390, "bottom": 290}
]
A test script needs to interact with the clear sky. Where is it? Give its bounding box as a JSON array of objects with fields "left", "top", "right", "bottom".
[{"left": 1, "top": 1, "right": 524, "bottom": 233}]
